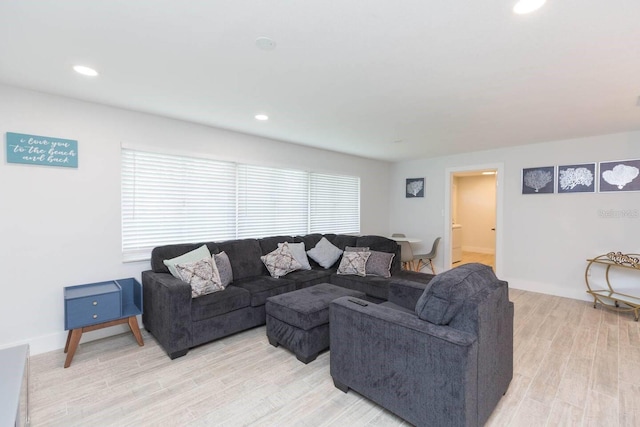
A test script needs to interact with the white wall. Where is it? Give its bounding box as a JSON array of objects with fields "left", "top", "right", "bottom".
[
  {"left": 0, "top": 84, "right": 391, "bottom": 354},
  {"left": 390, "top": 132, "right": 640, "bottom": 301},
  {"left": 457, "top": 175, "right": 496, "bottom": 253}
]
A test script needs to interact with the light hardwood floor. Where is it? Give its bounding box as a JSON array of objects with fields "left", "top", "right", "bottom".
[
  {"left": 29, "top": 289, "right": 640, "bottom": 426},
  {"left": 457, "top": 251, "right": 495, "bottom": 270}
]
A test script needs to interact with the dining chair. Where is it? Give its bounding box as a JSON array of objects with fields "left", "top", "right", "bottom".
[
  {"left": 399, "top": 241, "right": 415, "bottom": 270},
  {"left": 413, "top": 237, "right": 441, "bottom": 274},
  {"left": 392, "top": 234, "right": 413, "bottom": 270}
]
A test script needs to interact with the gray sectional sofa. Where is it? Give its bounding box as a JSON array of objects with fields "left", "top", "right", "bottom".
[{"left": 142, "top": 233, "right": 433, "bottom": 359}]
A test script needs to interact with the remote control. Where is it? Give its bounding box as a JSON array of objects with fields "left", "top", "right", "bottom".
[{"left": 348, "top": 298, "right": 368, "bottom": 307}]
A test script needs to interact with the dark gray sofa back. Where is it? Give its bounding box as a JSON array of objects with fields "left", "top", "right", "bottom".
[
  {"left": 150, "top": 234, "right": 400, "bottom": 279},
  {"left": 151, "top": 242, "right": 220, "bottom": 274},
  {"left": 217, "top": 238, "right": 265, "bottom": 280}
]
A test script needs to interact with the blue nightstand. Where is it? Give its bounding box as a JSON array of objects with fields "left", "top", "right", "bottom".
[{"left": 63, "top": 278, "right": 143, "bottom": 368}]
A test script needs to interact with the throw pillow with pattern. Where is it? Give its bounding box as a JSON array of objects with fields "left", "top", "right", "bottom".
[
  {"left": 261, "top": 242, "right": 303, "bottom": 278},
  {"left": 337, "top": 251, "right": 371, "bottom": 277},
  {"left": 176, "top": 257, "right": 223, "bottom": 298}
]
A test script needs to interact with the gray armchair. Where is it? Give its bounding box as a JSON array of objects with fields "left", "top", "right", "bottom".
[{"left": 329, "top": 263, "right": 513, "bottom": 427}]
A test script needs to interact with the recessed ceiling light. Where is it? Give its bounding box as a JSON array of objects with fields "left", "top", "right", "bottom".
[
  {"left": 73, "top": 65, "right": 99, "bottom": 77},
  {"left": 482, "top": 171, "right": 497, "bottom": 175},
  {"left": 255, "top": 37, "right": 276, "bottom": 51},
  {"left": 255, "top": 114, "right": 269, "bottom": 121},
  {"left": 513, "top": 0, "right": 546, "bottom": 14}
]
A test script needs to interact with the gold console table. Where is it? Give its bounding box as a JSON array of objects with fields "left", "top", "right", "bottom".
[{"left": 585, "top": 252, "right": 640, "bottom": 321}]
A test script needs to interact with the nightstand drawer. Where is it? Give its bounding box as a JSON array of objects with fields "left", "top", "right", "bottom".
[
  {"left": 64, "top": 281, "right": 122, "bottom": 330},
  {"left": 65, "top": 293, "right": 121, "bottom": 329}
]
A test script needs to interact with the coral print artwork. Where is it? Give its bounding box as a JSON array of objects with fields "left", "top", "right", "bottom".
[
  {"left": 406, "top": 178, "right": 424, "bottom": 198},
  {"left": 599, "top": 159, "right": 640, "bottom": 192},
  {"left": 522, "top": 166, "right": 555, "bottom": 194},
  {"left": 557, "top": 163, "right": 596, "bottom": 193}
]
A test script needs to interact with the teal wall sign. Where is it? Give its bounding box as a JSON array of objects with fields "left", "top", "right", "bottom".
[{"left": 6, "top": 132, "right": 78, "bottom": 168}]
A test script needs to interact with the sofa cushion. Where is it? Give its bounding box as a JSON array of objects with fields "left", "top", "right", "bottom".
[
  {"left": 191, "top": 285, "right": 251, "bottom": 321},
  {"left": 278, "top": 242, "right": 311, "bottom": 270},
  {"left": 337, "top": 251, "right": 371, "bottom": 277},
  {"left": 261, "top": 243, "right": 303, "bottom": 278},
  {"left": 259, "top": 235, "right": 295, "bottom": 255},
  {"left": 214, "top": 251, "right": 233, "bottom": 287},
  {"left": 163, "top": 244, "right": 211, "bottom": 278},
  {"left": 307, "top": 237, "right": 344, "bottom": 269},
  {"left": 330, "top": 273, "right": 391, "bottom": 301},
  {"left": 365, "top": 250, "right": 395, "bottom": 278},
  {"left": 175, "top": 257, "right": 223, "bottom": 298},
  {"left": 331, "top": 235, "right": 358, "bottom": 250},
  {"left": 415, "top": 263, "right": 498, "bottom": 325},
  {"left": 217, "top": 239, "right": 264, "bottom": 280},
  {"left": 284, "top": 268, "right": 335, "bottom": 288},
  {"left": 233, "top": 276, "right": 297, "bottom": 306}
]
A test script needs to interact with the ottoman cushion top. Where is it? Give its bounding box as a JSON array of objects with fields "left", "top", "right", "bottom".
[{"left": 266, "top": 283, "right": 365, "bottom": 331}]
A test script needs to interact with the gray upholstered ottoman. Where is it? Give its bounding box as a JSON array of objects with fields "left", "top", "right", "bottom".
[{"left": 265, "top": 283, "right": 366, "bottom": 363}]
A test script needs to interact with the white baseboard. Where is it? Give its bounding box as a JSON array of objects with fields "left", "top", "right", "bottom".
[
  {"left": 505, "top": 277, "right": 590, "bottom": 303},
  {"left": 6, "top": 316, "right": 142, "bottom": 356}
]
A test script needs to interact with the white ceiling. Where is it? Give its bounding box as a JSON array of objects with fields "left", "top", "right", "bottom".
[{"left": 1, "top": 1, "right": 639, "bottom": 162}]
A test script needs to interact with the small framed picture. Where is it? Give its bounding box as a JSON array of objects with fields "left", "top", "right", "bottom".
[
  {"left": 557, "top": 163, "right": 596, "bottom": 193},
  {"left": 599, "top": 159, "right": 640, "bottom": 192},
  {"left": 522, "top": 166, "right": 554, "bottom": 194},
  {"left": 406, "top": 178, "right": 424, "bottom": 198}
]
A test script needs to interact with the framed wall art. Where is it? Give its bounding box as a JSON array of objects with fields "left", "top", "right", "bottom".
[
  {"left": 522, "top": 166, "right": 554, "bottom": 194},
  {"left": 406, "top": 178, "right": 424, "bottom": 198},
  {"left": 599, "top": 159, "right": 640, "bottom": 192},
  {"left": 557, "top": 163, "right": 596, "bottom": 193}
]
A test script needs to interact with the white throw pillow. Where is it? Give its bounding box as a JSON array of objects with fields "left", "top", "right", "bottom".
[
  {"left": 278, "top": 242, "right": 311, "bottom": 270},
  {"left": 306, "top": 237, "right": 344, "bottom": 269},
  {"left": 163, "top": 244, "right": 211, "bottom": 279}
]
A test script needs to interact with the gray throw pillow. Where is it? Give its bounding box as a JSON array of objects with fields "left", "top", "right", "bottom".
[
  {"left": 307, "top": 237, "right": 344, "bottom": 269},
  {"left": 214, "top": 251, "right": 233, "bottom": 287},
  {"left": 415, "top": 263, "right": 498, "bottom": 325},
  {"left": 365, "top": 250, "right": 394, "bottom": 278}
]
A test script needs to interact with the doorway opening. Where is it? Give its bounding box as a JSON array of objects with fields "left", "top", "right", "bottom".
[{"left": 444, "top": 164, "right": 503, "bottom": 277}]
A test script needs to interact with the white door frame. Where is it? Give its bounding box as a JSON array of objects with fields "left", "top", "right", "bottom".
[{"left": 443, "top": 162, "right": 504, "bottom": 277}]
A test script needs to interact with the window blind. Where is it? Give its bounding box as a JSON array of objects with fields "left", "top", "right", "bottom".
[
  {"left": 121, "top": 148, "right": 361, "bottom": 261},
  {"left": 121, "top": 149, "right": 237, "bottom": 261},
  {"left": 310, "top": 173, "right": 360, "bottom": 234},
  {"left": 237, "top": 164, "right": 309, "bottom": 238}
]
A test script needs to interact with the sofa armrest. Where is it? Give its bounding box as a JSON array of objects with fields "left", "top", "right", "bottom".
[
  {"left": 329, "top": 296, "right": 478, "bottom": 427},
  {"left": 387, "top": 279, "right": 429, "bottom": 311},
  {"left": 142, "top": 270, "right": 193, "bottom": 358}
]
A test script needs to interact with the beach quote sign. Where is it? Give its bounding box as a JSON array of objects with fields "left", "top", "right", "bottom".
[{"left": 6, "top": 132, "right": 78, "bottom": 168}]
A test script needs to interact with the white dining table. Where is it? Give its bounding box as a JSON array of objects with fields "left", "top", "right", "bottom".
[{"left": 389, "top": 236, "right": 421, "bottom": 243}]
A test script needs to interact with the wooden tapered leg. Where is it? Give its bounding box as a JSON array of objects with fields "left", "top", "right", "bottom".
[
  {"left": 128, "top": 316, "right": 145, "bottom": 346},
  {"left": 64, "top": 330, "right": 72, "bottom": 353},
  {"left": 64, "top": 329, "right": 83, "bottom": 368}
]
